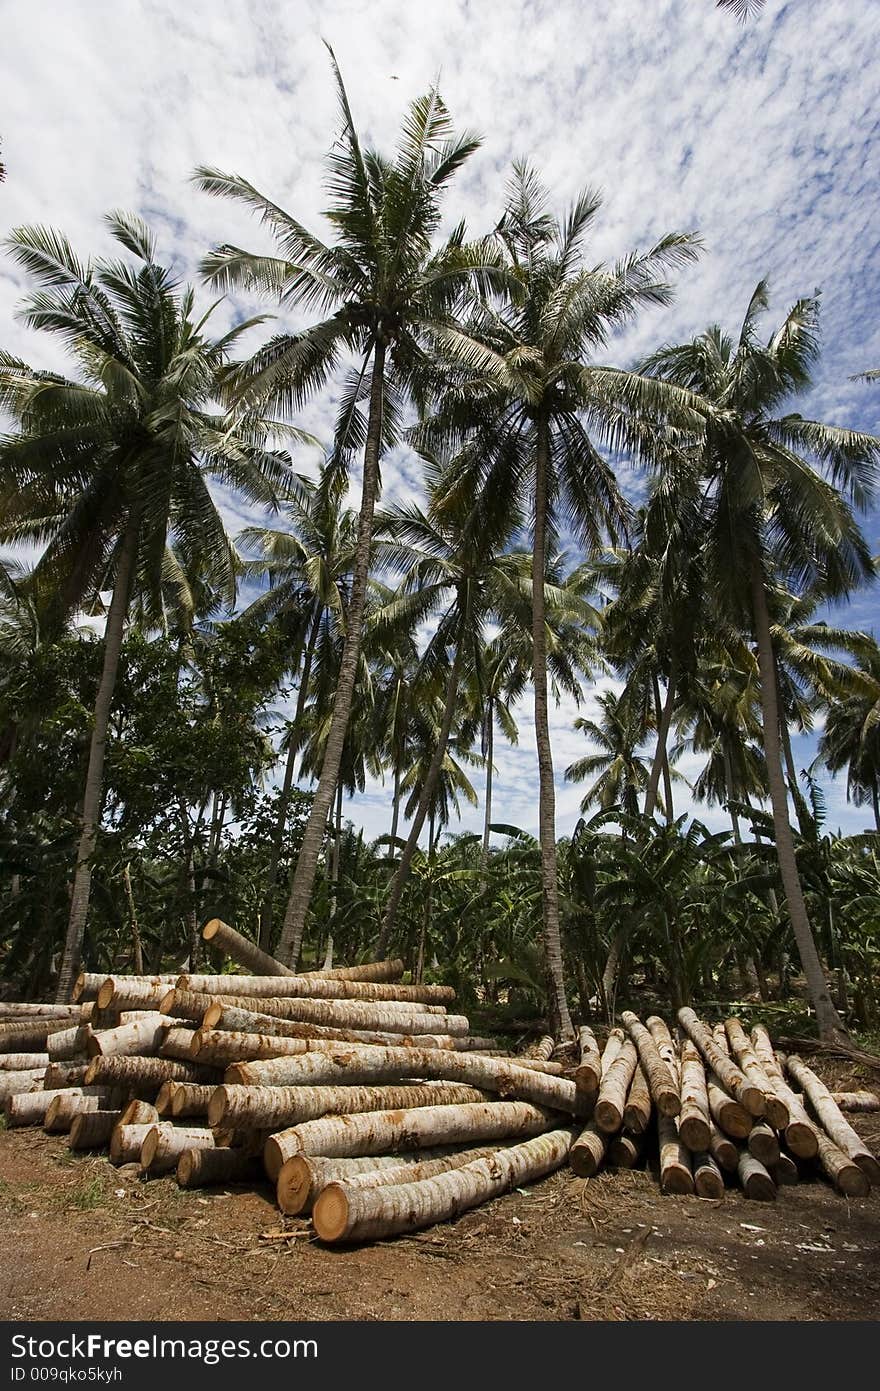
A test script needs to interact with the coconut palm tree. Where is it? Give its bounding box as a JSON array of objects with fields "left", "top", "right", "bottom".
[
  {"left": 565, "top": 689, "right": 654, "bottom": 817},
  {"left": 416, "top": 164, "right": 698, "bottom": 1036},
  {"left": 194, "top": 53, "right": 500, "bottom": 967},
  {"left": 818, "top": 642, "right": 880, "bottom": 829},
  {"left": 633, "top": 282, "right": 880, "bottom": 1037},
  {"left": 0, "top": 214, "right": 292, "bottom": 1000}
]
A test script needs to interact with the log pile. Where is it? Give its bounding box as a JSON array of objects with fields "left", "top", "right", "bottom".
[{"left": 2, "top": 934, "right": 878, "bottom": 1245}]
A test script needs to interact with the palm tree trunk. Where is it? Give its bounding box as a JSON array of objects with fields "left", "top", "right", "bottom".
[
  {"left": 378, "top": 626, "right": 465, "bottom": 951},
  {"left": 533, "top": 418, "right": 574, "bottom": 1041},
  {"left": 480, "top": 700, "right": 494, "bottom": 873},
  {"left": 774, "top": 664, "right": 812, "bottom": 837},
  {"left": 122, "top": 862, "right": 143, "bottom": 975},
  {"left": 277, "top": 340, "right": 386, "bottom": 967},
  {"left": 723, "top": 741, "right": 742, "bottom": 844},
  {"left": 259, "top": 612, "right": 319, "bottom": 948},
  {"left": 389, "top": 760, "right": 402, "bottom": 847},
  {"left": 55, "top": 512, "right": 139, "bottom": 1001},
  {"left": 872, "top": 779, "right": 880, "bottom": 832},
  {"left": 644, "top": 665, "right": 677, "bottom": 820},
  {"left": 750, "top": 560, "right": 846, "bottom": 1040}
]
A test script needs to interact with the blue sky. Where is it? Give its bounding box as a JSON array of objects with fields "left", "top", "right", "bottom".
[{"left": 1, "top": 0, "right": 879, "bottom": 842}]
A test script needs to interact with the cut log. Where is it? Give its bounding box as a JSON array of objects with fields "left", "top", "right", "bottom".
[
  {"left": 784, "top": 1054, "right": 879, "bottom": 1184},
  {"left": 830, "top": 1091, "right": 880, "bottom": 1113},
  {"left": 608, "top": 1131, "right": 643, "bottom": 1169},
  {"left": 46, "top": 1024, "right": 91, "bottom": 1060},
  {"left": 6, "top": 1088, "right": 94, "bottom": 1127},
  {"left": 594, "top": 1040, "right": 638, "bottom": 1133},
  {"left": 622, "top": 1065, "right": 652, "bottom": 1136},
  {"left": 201, "top": 917, "right": 295, "bottom": 975},
  {"left": 210, "top": 1081, "right": 489, "bottom": 1132},
  {"left": 110, "top": 1122, "right": 156, "bottom": 1164},
  {"left": 277, "top": 1145, "right": 514, "bottom": 1215},
  {"left": 159, "top": 1027, "right": 201, "bottom": 1061},
  {"left": 748, "top": 1029, "right": 818, "bottom": 1159},
  {"left": 622, "top": 1013, "right": 680, "bottom": 1117},
  {"left": 570, "top": 1120, "right": 608, "bottom": 1177},
  {"left": 313, "top": 1128, "right": 575, "bottom": 1244},
  {"left": 74, "top": 972, "right": 177, "bottom": 1004},
  {"left": 173, "top": 975, "right": 454, "bottom": 1005},
  {"left": 658, "top": 1115, "right": 694, "bottom": 1194},
  {"left": 0, "top": 1004, "right": 80, "bottom": 1020},
  {"left": 119, "top": 1099, "right": 159, "bottom": 1126},
  {"left": 227, "top": 1048, "right": 584, "bottom": 1115},
  {"left": 677, "top": 1008, "right": 765, "bottom": 1116},
  {"left": 708, "top": 1119, "right": 738, "bottom": 1172},
  {"left": 678, "top": 1041, "right": 711, "bottom": 1152},
  {"left": 87, "top": 1014, "right": 172, "bottom": 1058},
  {"left": 195, "top": 1007, "right": 454, "bottom": 1051},
  {"left": 0, "top": 1069, "right": 46, "bottom": 1101},
  {"left": 773, "top": 1151, "right": 799, "bottom": 1186},
  {"left": 706, "top": 1072, "right": 752, "bottom": 1139},
  {"left": 177, "top": 1146, "right": 262, "bottom": 1188},
  {"left": 141, "top": 1123, "right": 215, "bottom": 1173},
  {"left": 747, "top": 1122, "right": 781, "bottom": 1167},
  {"left": 737, "top": 1151, "right": 776, "bottom": 1201},
  {"left": 85, "top": 1056, "right": 217, "bottom": 1090},
  {"left": 203, "top": 998, "right": 465, "bottom": 1037},
  {"left": 95, "top": 978, "right": 172, "bottom": 1012},
  {"left": 693, "top": 1151, "right": 724, "bottom": 1199},
  {"left": 601, "top": 1028, "right": 625, "bottom": 1072},
  {"left": 524, "top": 1036, "right": 555, "bottom": 1062},
  {"left": 156, "top": 1083, "right": 216, "bottom": 1118},
  {"left": 724, "top": 1017, "right": 789, "bottom": 1128},
  {"left": 0, "top": 1053, "right": 49, "bottom": 1071},
  {"left": 502, "top": 1059, "right": 564, "bottom": 1074},
  {"left": 264, "top": 1100, "right": 558, "bottom": 1177},
  {"left": 574, "top": 1027, "right": 601, "bottom": 1106},
  {"left": 69, "top": 1109, "right": 123, "bottom": 1149},
  {"left": 44, "top": 1089, "right": 120, "bottom": 1133},
  {"left": 311, "top": 959, "right": 405, "bottom": 983},
  {"left": 44, "top": 1063, "right": 89, "bottom": 1089}
]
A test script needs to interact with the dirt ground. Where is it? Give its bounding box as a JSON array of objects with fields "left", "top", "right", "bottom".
[{"left": 1, "top": 1064, "right": 878, "bottom": 1322}]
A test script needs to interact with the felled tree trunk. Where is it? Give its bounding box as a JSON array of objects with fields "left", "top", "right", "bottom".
[
  {"left": 156, "top": 1083, "right": 216, "bottom": 1118},
  {"left": 678, "top": 1042, "right": 711, "bottom": 1153},
  {"left": 227, "top": 1048, "right": 584, "bottom": 1115},
  {"left": 177, "top": 1147, "right": 261, "bottom": 1189},
  {"left": 110, "top": 1122, "right": 157, "bottom": 1164},
  {"left": 622, "top": 1012, "right": 680, "bottom": 1117},
  {"left": 119, "top": 1099, "right": 159, "bottom": 1126},
  {"left": 201, "top": 918, "right": 295, "bottom": 976},
  {"left": 773, "top": 1151, "right": 799, "bottom": 1186},
  {"left": 724, "top": 1017, "right": 788, "bottom": 1128},
  {"left": 593, "top": 1041, "right": 639, "bottom": 1133},
  {"left": 44, "top": 1089, "right": 120, "bottom": 1133},
  {"left": 0, "top": 1053, "right": 49, "bottom": 1070},
  {"left": 96, "top": 979, "right": 174, "bottom": 1012},
  {"left": 6, "top": 1088, "right": 98, "bottom": 1127},
  {"left": 0, "top": 1069, "right": 45, "bottom": 1101},
  {"left": 69, "top": 1109, "right": 123, "bottom": 1149},
  {"left": 264, "top": 1100, "right": 558, "bottom": 1175},
  {"left": 706, "top": 1073, "right": 751, "bottom": 1139},
  {"left": 708, "top": 1120, "right": 738, "bottom": 1172},
  {"left": 44, "top": 1063, "right": 89, "bottom": 1089},
  {"left": 46, "top": 1025, "right": 92, "bottom": 1060},
  {"left": 749, "top": 1029, "right": 819, "bottom": 1159},
  {"left": 574, "top": 1027, "right": 601, "bottom": 1108},
  {"left": 622, "top": 1066, "right": 652, "bottom": 1135},
  {"left": 608, "top": 1131, "right": 643, "bottom": 1169},
  {"left": 737, "top": 1151, "right": 776, "bottom": 1201},
  {"left": 692, "top": 1151, "right": 724, "bottom": 1199},
  {"left": 87, "top": 1014, "right": 171, "bottom": 1058},
  {"left": 658, "top": 1115, "right": 693, "bottom": 1194},
  {"left": 677, "top": 1008, "right": 764, "bottom": 1116},
  {"left": 0, "top": 1005, "right": 79, "bottom": 1021},
  {"left": 85, "top": 1056, "right": 216, "bottom": 1090},
  {"left": 748, "top": 1122, "right": 781, "bottom": 1167},
  {"left": 210, "top": 1081, "right": 488, "bottom": 1132},
  {"left": 159, "top": 1027, "right": 200, "bottom": 1061},
  {"left": 830, "top": 1091, "right": 880, "bottom": 1112},
  {"left": 140, "top": 1124, "right": 215, "bottom": 1174},
  {"left": 784, "top": 1054, "right": 879, "bottom": 1183},
  {"left": 1, "top": 1020, "right": 72, "bottom": 1052},
  {"left": 570, "top": 1120, "right": 608, "bottom": 1177},
  {"left": 204, "top": 998, "right": 464, "bottom": 1037},
  {"left": 277, "top": 1145, "right": 514, "bottom": 1215},
  {"left": 312, "top": 1128, "right": 575, "bottom": 1244},
  {"left": 174, "top": 974, "right": 453, "bottom": 1004}
]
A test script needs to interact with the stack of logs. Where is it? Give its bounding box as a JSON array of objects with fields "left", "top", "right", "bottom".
[{"left": 2, "top": 920, "right": 877, "bottom": 1244}]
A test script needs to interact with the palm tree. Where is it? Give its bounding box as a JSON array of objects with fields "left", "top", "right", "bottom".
[
  {"left": 716, "top": 0, "right": 765, "bottom": 17},
  {"left": 565, "top": 689, "right": 654, "bottom": 817},
  {"left": 236, "top": 468, "right": 357, "bottom": 947},
  {"left": 194, "top": 53, "right": 499, "bottom": 967},
  {"left": 818, "top": 642, "right": 880, "bottom": 829},
  {"left": 633, "top": 283, "right": 880, "bottom": 1038},
  {"left": 417, "top": 165, "right": 698, "bottom": 1036},
  {"left": 0, "top": 214, "right": 291, "bottom": 1000}
]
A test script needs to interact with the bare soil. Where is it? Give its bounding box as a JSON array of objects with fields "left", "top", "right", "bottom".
[{"left": 1, "top": 1062, "right": 878, "bottom": 1322}]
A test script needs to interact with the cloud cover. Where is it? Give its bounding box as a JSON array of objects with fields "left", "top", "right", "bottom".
[{"left": 2, "top": 0, "right": 878, "bottom": 841}]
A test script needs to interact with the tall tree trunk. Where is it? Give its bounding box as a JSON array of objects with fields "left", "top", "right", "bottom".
[
  {"left": 324, "top": 782, "right": 344, "bottom": 972},
  {"left": 750, "top": 560, "right": 846, "bottom": 1040},
  {"left": 533, "top": 417, "right": 574, "bottom": 1041},
  {"left": 775, "top": 672, "right": 812, "bottom": 837},
  {"left": 55, "top": 512, "right": 139, "bottom": 1001},
  {"left": 389, "top": 760, "right": 402, "bottom": 848},
  {"left": 651, "top": 674, "right": 675, "bottom": 823},
  {"left": 259, "top": 613, "right": 319, "bottom": 949},
  {"left": 644, "top": 665, "right": 677, "bottom": 820},
  {"left": 723, "top": 741, "right": 742, "bottom": 844},
  {"left": 480, "top": 699, "right": 495, "bottom": 873},
  {"left": 278, "top": 340, "right": 386, "bottom": 967},
  {"left": 378, "top": 624, "right": 465, "bottom": 950},
  {"left": 872, "top": 779, "right": 880, "bottom": 833},
  {"left": 122, "top": 862, "right": 143, "bottom": 975}
]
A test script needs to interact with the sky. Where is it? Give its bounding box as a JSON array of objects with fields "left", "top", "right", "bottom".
[{"left": 1, "top": 0, "right": 879, "bottom": 844}]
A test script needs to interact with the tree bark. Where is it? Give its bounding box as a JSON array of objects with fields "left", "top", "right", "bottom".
[
  {"left": 278, "top": 1144, "right": 511, "bottom": 1215},
  {"left": 379, "top": 620, "right": 466, "bottom": 949},
  {"left": 216, "top": 1080, "right": 488, "bottom": 1138},
  {"left": 481, "top": 699, "right": 495, "bottom": 872},
  {"left": 532, "top": 417, "right": 574, "bottom": 1040},
  {"left": 784, "top": 1053, "right": 879, "bottom": 1183},
  {"left": 259, "top": 611, "right": 319, "bottom": 948},
  {"left": 55, "top": 512, "right": 140, "bottom": 1001},
  {"left": 278, "top": 340, "right": 386, "bottom": 967},
  {"left": 644, "top": 666, "right": 677, "bottom": 820},
  {"left": 201, "top": 918, "right": 294, "bottom": 976},
  {"left": 621, "top": 1011, "right": 680, "bottom": 1117},
  {"left": 750, "top": 562, "right": 846, "bottom": 1040}
]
